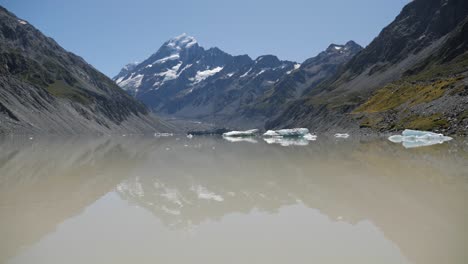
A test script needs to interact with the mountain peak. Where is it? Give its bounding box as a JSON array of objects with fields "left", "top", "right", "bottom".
[
  {"left": 326, "top": 44, "right": 345, "bottom": 52},
  {"left": 165, "top": 33, "right": 198, "bottom": 50},
  {"left": 326, "top": 41, "right": 362, "bottom": 53}
]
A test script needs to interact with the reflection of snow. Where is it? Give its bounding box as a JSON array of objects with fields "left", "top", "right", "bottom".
[
  {"left": 116, "top": 179, "right": 144, "bottom": 197},
  {"left": 223, "top": 136, "right": 258, "bottom": 144},
  {"left": 334, "top": 133, "right": 350, "bottom": 139},
  {"left": 191, "top": 185, "right": 224, "bottom": 202},
  {"left": 223, "top": 129, "right": 259, "bottom": 137},
  {"left": 264, "top": 137, "right": 310, "bottom": 147},
  {"left": 160, "top": 188, "right": 183, "bottom": 207},
  {"left": 263, "top": 128, "right": 309, "bottom": 137},
  {"left": 388, "top": 129, "right": 452, "bottom": 148}
]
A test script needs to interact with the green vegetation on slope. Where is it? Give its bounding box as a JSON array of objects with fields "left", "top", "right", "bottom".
[
  {"left": 46, "top": 80, "right": 91, "bottom": 105},
  {"left": 354, "top": 77, "right": 461, "bottom": 113}
]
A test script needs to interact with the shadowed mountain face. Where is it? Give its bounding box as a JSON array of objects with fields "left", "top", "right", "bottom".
[
  {"left": 244, "top": 41, "right": 363, "bottom": 123},
  {"left": 0, "top": 7, "right": 172, "bottom": 134},
  {"left": 114, "top": 34, "right": 299, "bottom": 128},
  {"left": 114, "top": 35, "right": 362, "bottom": 129},
  {"left": 268, "top": 0, "right": 468, "bottom": 135},
  {"left": 1, "top": 136, "right": 468, "bottom": 264}
]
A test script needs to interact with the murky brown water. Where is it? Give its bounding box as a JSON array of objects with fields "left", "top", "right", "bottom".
[{"left": 0, "top": 135, "right": 467, "bottom": 264}]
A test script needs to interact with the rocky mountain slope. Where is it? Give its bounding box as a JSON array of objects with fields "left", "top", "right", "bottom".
[
  {"left": 115, "top": 35, "right": 361, "bottom": 128},
  {"left": 0, "top": 6, "right": 172, "bottom": 134},
  {"left": 268, "top": 0, "right": 468, "bottom": 135},
  {"left": 244, "top": 41, "right": 362, "bottom": 124}
]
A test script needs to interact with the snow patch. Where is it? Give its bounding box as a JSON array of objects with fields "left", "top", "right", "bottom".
[
  {"left": 117, "top": 74, "right": 144, "bottom": 90},
  {"left": 166, "top": 33, "right": 198, "bottom": 50},
  {"left": 240, "top": 68, "right": 252, "bottom": 78},
  {"left": 155, "top": 63, "right": 182, "bottom": 82},
  {"left": 154, "top": 54, "right": 180, "bottom": 64},
  {"left": 190, "top": 67, "right": 223, "bottom": 83}
]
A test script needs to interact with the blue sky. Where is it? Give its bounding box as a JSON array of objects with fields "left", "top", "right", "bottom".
[{"left": 1, "top": 0, "right": 409, "bottom": 77}]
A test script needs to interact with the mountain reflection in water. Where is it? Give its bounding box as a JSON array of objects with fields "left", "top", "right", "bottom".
[{"left": 0, "top": 135, "right": 467, "bottom": 264}]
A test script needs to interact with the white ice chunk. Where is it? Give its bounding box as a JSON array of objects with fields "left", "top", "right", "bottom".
[
  {"left": 388, "top": 129, "right": 452, "bottom": 148},
  {"left": 223, "top": 129, "right": 259, "bottom": 137},
  {"left": 334, "top": 133, "right": 350, "bottom": 138}
]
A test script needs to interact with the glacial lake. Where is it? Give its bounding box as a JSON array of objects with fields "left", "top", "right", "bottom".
[{"left": 0, "top": 135, "right": 467, "bottom": 264}]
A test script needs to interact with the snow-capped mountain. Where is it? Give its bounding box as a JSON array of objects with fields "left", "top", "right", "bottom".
[{"left": 113, "top": 34, "right": 297, "bottom": 126}]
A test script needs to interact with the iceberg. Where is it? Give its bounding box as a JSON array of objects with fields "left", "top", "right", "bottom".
[
  {"left": 222, "top": 129, "right": 259, "bottom": 137},
  {"left": 334, "top": 133, "right": 350, "bottom": 139},
  {"left": 388, "top": 129, "right": 453, "bottom": 148},
  {"left": 263, "top": 128, "right": 310, "bottom": 137},
  {"left": 262, "top": 128, "right": 317, "bottom": 146}
]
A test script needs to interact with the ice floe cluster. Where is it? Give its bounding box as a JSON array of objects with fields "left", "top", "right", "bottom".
[
  {"left": 221, "top": 128, "right": 318, "bottom": 146},
  {"left": 388, "top": 129, "right": 452, "bottom": 148}
]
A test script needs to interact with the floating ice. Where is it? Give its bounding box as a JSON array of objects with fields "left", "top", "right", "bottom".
[
  {"left": 262, "top": 128, "right": 316, "bottom": 146},
  {"left": 186, "top": 134, "right": 193, "bottom": 139},
  {"left": 388, "top": 129, "right": 453, "bottom": 148},
  {"left": 223, "top": 129, "right": 259, "bottom": 137},
  {"left": 223, "top": 136, "right": 258, "bottom": 143},
  {"left": 334, "top": 133, "right": 350, "bottom": 138},
  {"left": 263, "top": 128, "right": 310, "bottom": 137}
]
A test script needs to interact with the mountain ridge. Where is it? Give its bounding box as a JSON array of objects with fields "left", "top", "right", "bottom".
[
  {"left": 267, "top": 0, "right": 468, "bottom": 135},
  {"left": 115, "top": 35, "right": 361, "bottom": 129},
  {"left": 0, "top": 6, "right": 173, "bottom": 134}
]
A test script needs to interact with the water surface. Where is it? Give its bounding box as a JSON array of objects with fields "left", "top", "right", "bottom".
[{"left": 0, "top": 135, "right": 467, "bottom": 264}]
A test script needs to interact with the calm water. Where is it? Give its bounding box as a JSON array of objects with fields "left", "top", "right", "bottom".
[{"left": 0, "top": 135, "right": 467, "bottom": 264}]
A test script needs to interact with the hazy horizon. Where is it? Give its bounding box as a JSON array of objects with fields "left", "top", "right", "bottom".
[{"left": 0, "top": 0, "right": 409, "bottom": 77}]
